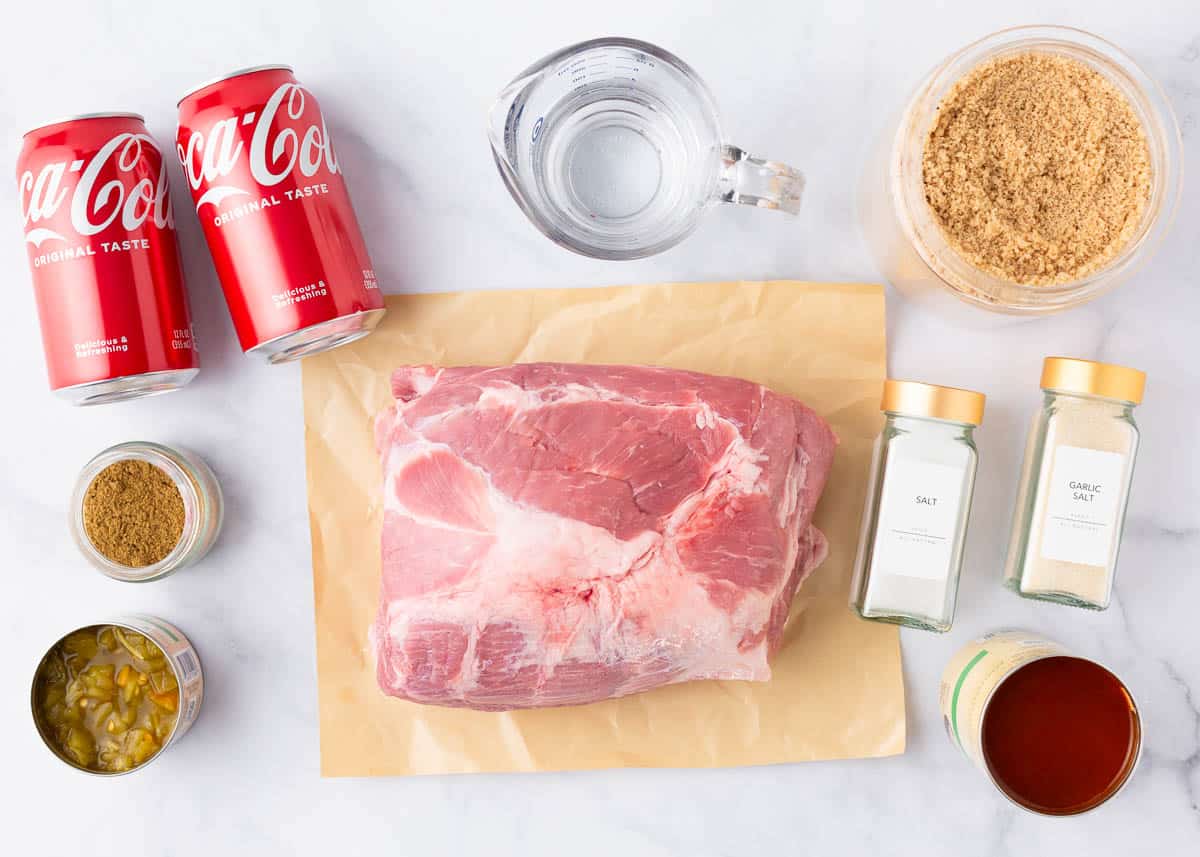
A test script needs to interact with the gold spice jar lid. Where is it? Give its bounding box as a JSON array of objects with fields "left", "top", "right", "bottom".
[
  {"left": 1041, "top": 357, "right": 1146, "bottom": 404},
  {"left": 881, "top": 379, "right": 986, "bottom": 425}
]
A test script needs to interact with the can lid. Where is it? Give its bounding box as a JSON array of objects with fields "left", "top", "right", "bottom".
[
  {"left": 881, "top": 379, "right": 986, "bottom": 425},
  {"left": 22, "top": 111, "right": 145, "bottom": 138},
  {"left": 177, "top": 64, "right": 295, "bottom": 105},
  {"left": 1041, "top": 357, "right": 1145, "bottom": 404}
]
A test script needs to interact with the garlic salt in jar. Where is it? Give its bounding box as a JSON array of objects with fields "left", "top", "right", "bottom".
[
  {"left": 850, "top": 380, "right": 985, "bottom": 632},
  {"left": 1004, "top": 358, "right": 1145, "bottom": 610},
  {"left": 69, "top": 442, "right": 224, "bottom": 582}
]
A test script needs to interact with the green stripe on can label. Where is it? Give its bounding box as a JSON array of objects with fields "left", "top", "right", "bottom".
[{"left": 951, "top": 649, "right": 988, "bottom": 751}]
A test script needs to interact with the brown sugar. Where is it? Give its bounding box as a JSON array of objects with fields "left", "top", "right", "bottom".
[
  {"left": 922, "top": 52, "right": 1151, "bottom": 286},
  {"left": 82, "top": 459, "right": 185, "bottom": 567}
]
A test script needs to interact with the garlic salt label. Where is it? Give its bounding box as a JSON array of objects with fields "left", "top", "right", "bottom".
[
  {"left": 875, "top": 458, "right": 963, "bottom": 580},
  {"left": 1003, "top": 357, "right": 1144, "bottom": 611},
  {"left": 1041, "top": 446, "right": 1126, "bottom": 567}
]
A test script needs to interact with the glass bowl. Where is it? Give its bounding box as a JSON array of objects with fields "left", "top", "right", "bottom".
[{"left": 867, "top": 25, "right": 1182, "bottom": 316}]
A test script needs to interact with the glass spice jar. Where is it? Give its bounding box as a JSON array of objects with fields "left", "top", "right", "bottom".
[
  {"left": 851, "top": 380, "right": 985, "bottom": 632},
  {"left": 69, "top": 442, "right": 224, "bottom": 582},
  {"left": 1004, "top": 358, "right": 1145, "bottom": 610}
]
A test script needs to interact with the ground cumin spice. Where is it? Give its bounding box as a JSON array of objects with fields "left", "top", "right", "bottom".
[
  {"left": 922, "top": 52, "right": 1151, "bottom": 286},
  {"left": 82, "top": 460, "right": 185, "bottom": 567}
]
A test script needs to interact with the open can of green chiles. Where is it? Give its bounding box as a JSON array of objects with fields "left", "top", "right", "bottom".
[
  {"left": 31, "top": 616, "right": 204, "bottom": 775},
  {"left": 69, "top": 441, "right": 224, "bottom": 582}
]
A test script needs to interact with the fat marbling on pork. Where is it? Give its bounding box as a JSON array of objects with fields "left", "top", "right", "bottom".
[{"left": 372, "top": 363, "right": 837, "bottom": 710}]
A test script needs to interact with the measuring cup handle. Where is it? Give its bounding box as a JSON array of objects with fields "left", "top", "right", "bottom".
[{"left": 717, "top": 144, "right": 804, "bottom": 214}]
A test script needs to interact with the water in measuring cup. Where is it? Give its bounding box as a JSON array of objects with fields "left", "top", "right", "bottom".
[{"left": 531, "top": 86, "right": 711, "bottom": 244}]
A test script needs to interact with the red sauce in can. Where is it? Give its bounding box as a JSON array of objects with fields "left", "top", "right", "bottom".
[{"left": 982, "top": 655, "right": 1140, "bottom": 815}]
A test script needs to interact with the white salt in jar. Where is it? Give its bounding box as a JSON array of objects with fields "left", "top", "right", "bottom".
[
  {"left": 850, "top": 380, "right": 985, "bottom": 632},
  {"left": 1004, "top": 357, "right": 1145, "bottom": 610}
]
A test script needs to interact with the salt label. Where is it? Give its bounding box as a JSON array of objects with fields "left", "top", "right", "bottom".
[
  {"left": 874, "top": 457, "right": 964, "bottom": 581},
  {"left": 1040, "top": 445, "right": 1126, "bottom": 567}
]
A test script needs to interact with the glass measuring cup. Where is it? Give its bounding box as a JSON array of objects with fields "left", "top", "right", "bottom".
[{"left": 489, "top": 37, "right": 804, "bottom": 260}]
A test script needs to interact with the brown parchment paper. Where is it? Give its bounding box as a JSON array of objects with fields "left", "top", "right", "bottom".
[{"left": 302, "top": 281, "right": 905, "bottom": 777}]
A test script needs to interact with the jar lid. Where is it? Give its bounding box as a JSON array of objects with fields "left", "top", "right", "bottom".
[
  {"left": 881, "top": 380, "right": 986, "bottom": 425},
  {"left": 1041, "top": 357, "right": 1145, "bottom": 404}
]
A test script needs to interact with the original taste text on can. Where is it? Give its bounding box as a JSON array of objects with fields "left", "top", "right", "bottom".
[
  {"left": 176, "top": 65, "right": 386, "bottom": 363},
  {"left": 17, "top": 114, "right": 200, "bottom": 405},
  {"left": 939, "top": 630, "right": 1141, "bottom": 816}
]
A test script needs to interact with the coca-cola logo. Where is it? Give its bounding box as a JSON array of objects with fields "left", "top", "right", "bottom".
[
  {"left": 19, "top": 134, "right": 174, "bottom": 248},
  {"left": 178, "top": 82, "right": 341, "bottom": 211}
]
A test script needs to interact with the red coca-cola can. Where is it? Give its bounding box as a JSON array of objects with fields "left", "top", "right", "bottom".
[
  {"left": 176, "top": 65, "right": 385, "bottom": 363},
  {"left": 17, "top": 113, "right": 200, "bottom": 405}
]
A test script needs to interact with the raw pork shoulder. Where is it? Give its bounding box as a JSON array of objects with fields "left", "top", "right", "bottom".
[{"left": 373, "top": 364, "right": 837, "bottom": 710}]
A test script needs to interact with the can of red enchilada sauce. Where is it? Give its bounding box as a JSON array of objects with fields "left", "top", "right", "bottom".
[
  {"left": 30, "top": 615, "right": 204, "bottom": 776},
  {"left": 939, "top": 630, "right": 1141, "bottom": 815}
]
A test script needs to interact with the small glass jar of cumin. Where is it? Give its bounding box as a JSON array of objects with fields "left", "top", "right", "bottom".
[{"left": 69, "top": 442, "right": 224, "bottom": 582}]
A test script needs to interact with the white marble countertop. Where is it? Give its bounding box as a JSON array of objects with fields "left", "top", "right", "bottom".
[{"left": 2, "top": 1, "right": 1198, "bottom": 853}]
